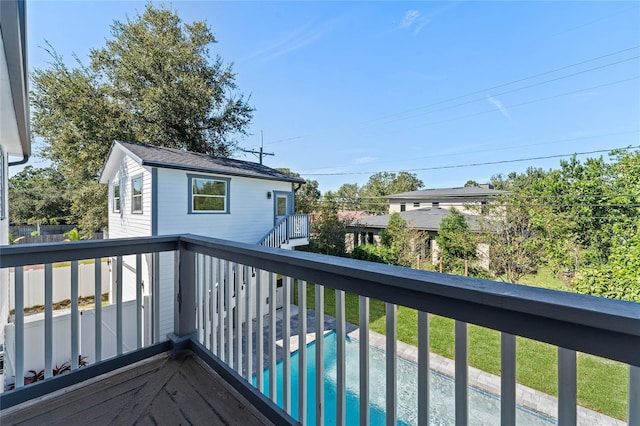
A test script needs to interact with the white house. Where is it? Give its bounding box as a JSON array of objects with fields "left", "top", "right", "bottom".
[
  {"left": 347, "top": 186, "right": 505, "bottom": 268},
  {"left": 99, "top": 140, "right": 309, "bottom": 339},
  {"left": 388, "top": 185, "right": 505, "bottom": 215},
  {"left": 0, "top": 0, "right": 30, "bottom": 389}
]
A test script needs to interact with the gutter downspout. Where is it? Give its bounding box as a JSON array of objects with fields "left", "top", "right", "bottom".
[{"left": 8, "top": 155, "right": 29, "bottom": 167}]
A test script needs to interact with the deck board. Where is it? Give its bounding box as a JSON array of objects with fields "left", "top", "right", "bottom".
[{"left": 1, "top": 353, "right": 273, "bottom": 426}]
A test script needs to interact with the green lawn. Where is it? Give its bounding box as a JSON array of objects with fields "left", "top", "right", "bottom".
[
  {"left": 518, "top": 267, "right": 572, "bottom": 291},
  {"left": 293, "top": 281, "right": 629, "bottom": 421}
]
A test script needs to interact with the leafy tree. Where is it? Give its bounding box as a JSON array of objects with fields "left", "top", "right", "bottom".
[
  {"left": 9, "top": 166, "right": 72, "bottom": 225},
  {"left": 31, "top": 3, "right": 253, "bottom": 233},
  {"left": 479, "top": 197, "right": 543, "bottom": 283},
  {"left": 572, "top": 149, "right": 640, "bottom": 300},
  {"left": 360, "top": 171, "right": 424, "bottom": 214},
  {"left": 464, "top": 180, "right": 479, "bottom": 187},
  {"left": 436, "top": 208, "right": 476, "bottom": 273},
  {"left": 308, "top": 195, "right": 348, "bottom": 256},
  {"left": 333, "top": 183, "right": 362, "bottom": 210},
  {"left": 276, "top": 168, "right": 320, "bottom": 214},
  {"left": 378, "top": 212, "right": 422, "bottom": 267},
  {"left": 295, "top": 179, "right": 321, "bottom": 214},
  {"left": 574, "top": 228, "right": 640, "bottom": 302}
]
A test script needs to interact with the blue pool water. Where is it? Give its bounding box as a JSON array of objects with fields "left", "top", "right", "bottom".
[{"left": 253, "top": 332, "right": 555, "bottom": 425}]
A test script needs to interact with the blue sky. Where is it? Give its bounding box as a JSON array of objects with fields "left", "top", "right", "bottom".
[{"left": 23, "top": 1, "right": 640, "bottom": 192}]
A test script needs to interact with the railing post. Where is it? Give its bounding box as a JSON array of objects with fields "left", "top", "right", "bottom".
[
  {"left": 630, "top": 365, "right": 640, "bottom": 424},
  {"left": 175, "top": 245, "right": 197, "bottom": 339}
]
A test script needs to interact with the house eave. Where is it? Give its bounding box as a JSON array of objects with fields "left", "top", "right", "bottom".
[
  {"left": 140, "top": 160, "right": 306, "bottom": 184},
  {"left": 0, "top": 0, "right": 30, "bottom": 157}
]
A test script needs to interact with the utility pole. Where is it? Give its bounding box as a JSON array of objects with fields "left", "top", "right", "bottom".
[{"left": 240, "top": 130, "right": 274, "bottom": 164}]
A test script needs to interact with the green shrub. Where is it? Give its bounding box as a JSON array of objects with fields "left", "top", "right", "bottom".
[{"left": 351, "top": 244, "right": 397, "bottom": 265}]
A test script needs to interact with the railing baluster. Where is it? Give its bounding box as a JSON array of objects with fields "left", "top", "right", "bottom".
[
  {"left": 235, "top": 263, "right": 242, "bottom": 374},
  {"left": 71, "top": 261, "right": 79, "bottom": 370},
  {"left": 253, "top": 269, "right": 264, "bottom": 393},
  {"left": 226, "top": 261, "right": 233, "bottom": 365},
  {"left": 44, "top": 263, "right": 53, "bottom": 378},
  {"left": 283, "top": 276, "right": 291, "bottom": 413},
  {"left": 359, "top": 296, "right": 370, "bottom": 426},
  {"left": 298, "top": 279, "right": 307, "bottom": 424},
  {"left": 116, "top": 256, "right": 123, "bottom": 355},
  {"left": 256, "top": 269, "right": 264, "bottom": 392},
  {"left": 136, "top": 253, "right": 143, "bottom": 349},
  {"left": 418, "top": 311, "right": 429, "bottom": 426},
  {"left": 195, "top": 254, "right": 202, "bottom": 342},
  {"left": 217, "top": 258, "right": 224, "bottom": 358},
  {"left": 14, "top": 266, "right": 24, "bottom": 388},
  {"left": 210, "top": 257, "right": 217, "bottom": 354},
  {"left": 501, "top": 333, "right": 516, "bottom": 425},
  {"left": 152, "top": 252, "right": 160, "bottom": 343},
  {"left": 269, "top": 272, "right": 277, "bottom": 403},
  {"left": 315, "top": 284, "right": 325, "bottom": 426},
  {"left": 94, "top": 258, "right": 102, "bottom": 362},
  {"left": 386, "top": 303, "right": 397, "bottom": 426},
  {"left": 455, "top": 320, "right": 468, "bottom": 426},
  {"left": 558, "top": 347, "right": 577, "bottom": 425},
  {"left": 336, "top": 289, "right": 346, "bottom": 426},
  {"left": 204, "top": 256, "right": 211, "bottom": 350},
  {"left": 245, "top": 265, "right": 252, "bottom": 380},
  {"left": 630, "top": 365, "right": 640, "bottom": 424}
]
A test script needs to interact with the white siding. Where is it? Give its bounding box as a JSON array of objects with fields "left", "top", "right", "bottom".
[
  {"left": 156, "top": 168, "right": 293, "bottom": 243},
  {"left": 107, "top": 155, "right": 152, "bottom": 239},
  {"left": 389, "top": 200, "right": 481, "bottom": 215},
  {"left": 103, "top": 152, "right": 296, "bottom": 340}
]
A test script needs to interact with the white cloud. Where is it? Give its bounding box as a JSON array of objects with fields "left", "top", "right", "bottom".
[
  {"left": 400, "top": 10, "right": 429, "bottom": 35},
  {"left": 354, "top": 156, "right": 376, "bottom": 165},
  {"left": 401, "top": 10, "right": 421, "bottom": 28},
  {"left": 487, "top": 95, "right": 512, "bottom": 121},
  {"left": 243, "top": 18, "right": 340, "bottom": 63}
]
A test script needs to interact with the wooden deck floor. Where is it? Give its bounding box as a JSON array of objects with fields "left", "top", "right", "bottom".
[{"left": 1, "top": 354, "right": 274, "bottom": 426}]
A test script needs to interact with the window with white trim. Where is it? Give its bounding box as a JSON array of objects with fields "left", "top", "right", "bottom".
[
  {"left": 131, "top": 176, "right": 143, "bottom": 213},
  {"left": 113, "top": 182, "right": 121, "bottom": 213},
  {"left": 189, "top": 175, "right": 229, "bottom": 213}
]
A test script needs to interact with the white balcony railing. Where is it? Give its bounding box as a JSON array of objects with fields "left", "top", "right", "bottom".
[
  {"left": 258, "top": 214, "right": 309, "bottom": 248},
  {"left": 1, "top": 234, "right": 639, "bottom": 425}
]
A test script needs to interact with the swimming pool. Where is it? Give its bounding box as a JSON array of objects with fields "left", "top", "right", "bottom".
[{"left": 253, "top": 332, "right": 556, "bottom": 425}]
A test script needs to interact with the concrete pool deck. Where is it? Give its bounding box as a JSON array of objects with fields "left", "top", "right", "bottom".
[{"left": 268, "top": 304, "right": 624, "bottom": 426}]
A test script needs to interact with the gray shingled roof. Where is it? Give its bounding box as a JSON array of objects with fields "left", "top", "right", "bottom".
[
  {"left": 354, "top": 208, "right": 481, "bottom": 232},
  {"left": 111, "top": 141, "right": 305, "bottom": 183},
  {"left": 387, "top": 186, "right": 506, "bottom": 199}
]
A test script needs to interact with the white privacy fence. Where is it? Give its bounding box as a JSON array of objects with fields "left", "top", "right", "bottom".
[
  {"left": 3, "top": 299, "right": 149, "bottom": 386},
  {"left": 8, "top": 262, "right": 110, "bottom": 310}
]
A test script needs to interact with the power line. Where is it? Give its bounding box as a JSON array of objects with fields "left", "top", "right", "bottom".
[
  {"left": 299, "top": 129, "right": 639, "bottom": 172},
  {"left": 302, "top": 145, "right": 639, "bottom": 176},
  {"left": 264, "top": 45, "right": 640, "bottom": 146},
  {"left": 411, "top": 76, "right": 638, "bottom": 130},
  {"left": 376, "top": 55, "right": 639, "bottom": 128}
]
